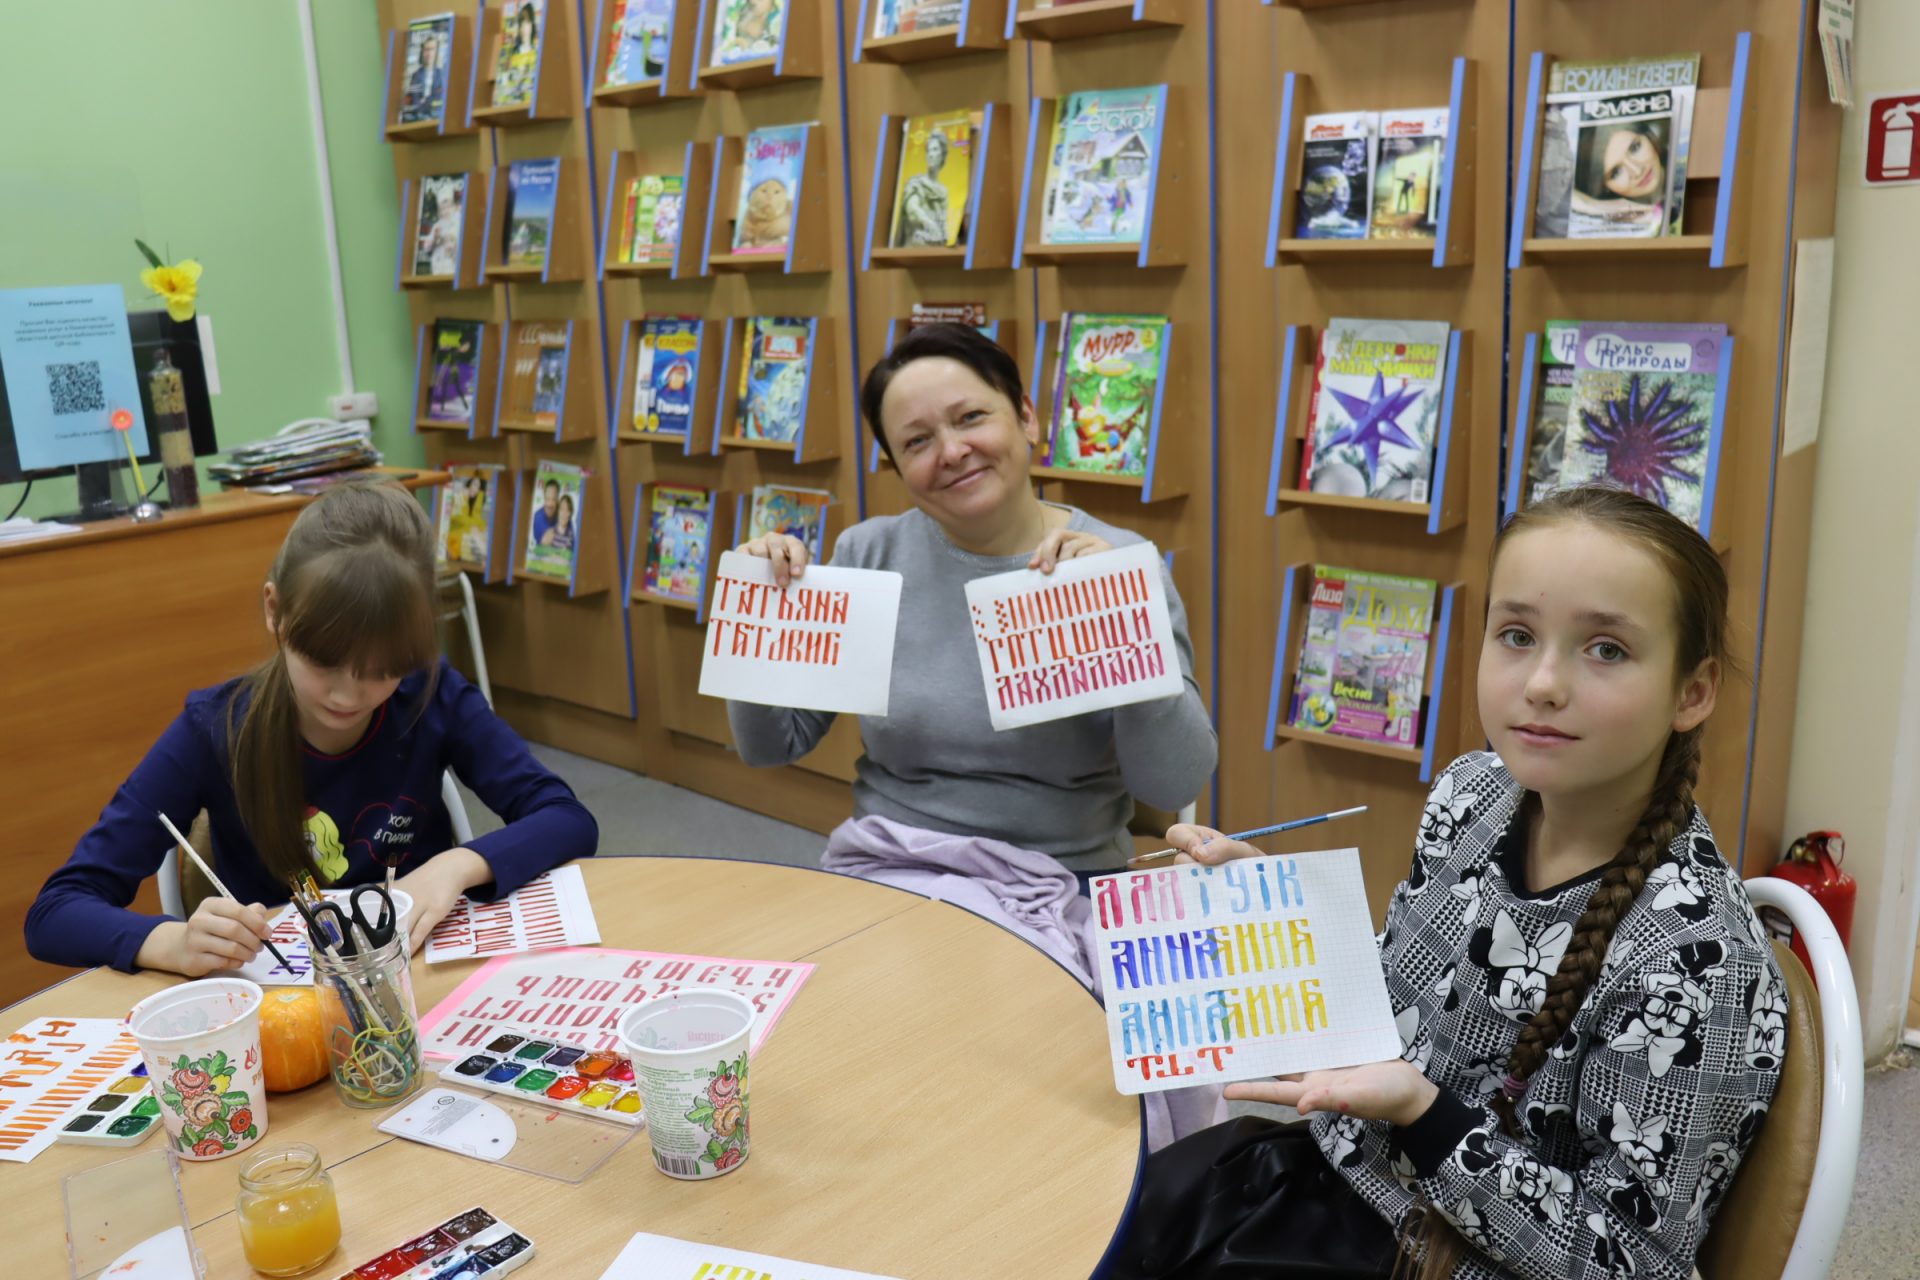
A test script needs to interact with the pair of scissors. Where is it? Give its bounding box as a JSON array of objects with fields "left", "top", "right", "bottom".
[{"left": 298, "top": 883, "right": 398, "bottom": 956}]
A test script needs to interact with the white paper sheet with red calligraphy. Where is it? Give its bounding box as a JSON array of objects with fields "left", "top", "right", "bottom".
[
  {"left": 963, "top": 540, "right": 1183, "bottom": 730},
  {"left": 417, "top": 947, "right": 814, "bottom": 1061},
  {"left": 424, "top": 865, "right": 602, "bottom": 962}
]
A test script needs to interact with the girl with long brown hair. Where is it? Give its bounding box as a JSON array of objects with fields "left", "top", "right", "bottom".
[
  {"left": 27, "top": 483, "right": 597, "bottom": 976},
  {"left": 1115, "top": 487, "right": 1787, "bottom": 1279}
]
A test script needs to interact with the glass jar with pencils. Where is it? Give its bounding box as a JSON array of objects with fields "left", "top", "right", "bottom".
[
  {"left": 236, "top": 1143, "right": 342, "bottom": 1276},
  {"left": 310, "top": 921, "right": 425, "bottom": 1109}
]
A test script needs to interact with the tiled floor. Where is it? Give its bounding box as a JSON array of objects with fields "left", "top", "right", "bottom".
[{"left": 470, "top": 745, "right": 1920, "bottom": 1280}]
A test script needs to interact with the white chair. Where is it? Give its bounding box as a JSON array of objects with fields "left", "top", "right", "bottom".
[{"left": 1696, "top": 877, "right": 1864, "bottom": 1280}]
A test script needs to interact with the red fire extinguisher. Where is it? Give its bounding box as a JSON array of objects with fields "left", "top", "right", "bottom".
[{"left": 1767, "top": 830, "right": 1856, "bottom": 977}]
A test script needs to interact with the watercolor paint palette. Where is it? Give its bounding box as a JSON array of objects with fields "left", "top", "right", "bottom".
[
  {"left": 434, "top": 1034, "right": 646, "bottom": 1126},
  {"left": 333, "top": 1206, "right": 533, "bottom": 1279},
  {"left": 56, "top": 1065, "right": 162, "bottom": 1148}
]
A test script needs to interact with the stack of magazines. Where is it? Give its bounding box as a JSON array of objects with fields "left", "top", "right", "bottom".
[{"left": 209, "top": 420, "right": 382, "bottom": 487}]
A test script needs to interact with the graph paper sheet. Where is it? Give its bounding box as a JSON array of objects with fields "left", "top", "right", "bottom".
[{"left": 1091, "top": 848, "right": 1402, "bottom": 1095}]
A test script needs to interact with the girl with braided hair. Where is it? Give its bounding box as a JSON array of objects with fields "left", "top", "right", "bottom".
[{"left": 1115, "top": 486, "right": 1786, "bottom": 1280}]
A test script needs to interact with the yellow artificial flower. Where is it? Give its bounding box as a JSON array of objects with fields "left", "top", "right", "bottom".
[{"left": 139, "top": 259, "right": 203, "bottom": 322}]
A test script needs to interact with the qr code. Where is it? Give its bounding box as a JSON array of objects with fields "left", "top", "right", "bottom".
[{"left": 47, "top": 361, "right": 106, "bottom": 416}]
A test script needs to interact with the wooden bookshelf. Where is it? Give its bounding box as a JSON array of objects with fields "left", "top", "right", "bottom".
[
  {"left": 700, "top": 126, "right": 833, "bottom": 276},
  {"left": 610, "top": 316, "right": 725, "bottom": 454},
  {"left": 714, "top": 316, "right": 842, "bottom": 464},
  {"left": 468, "top": 0, "right": 578, "bottom": 126},
  {"left": 1027, "top": 316, "right": 1186, "bottom": 503},
  {"left": 1015, "top": 86, "right": 1188, "bottom": 269},
  {"left": 493, "top": 318, "right": 598, "bottom": 444},
  {"left": 480, "top": 154, "right": 591, "bottom": 284},
  {"left": 599, "top": 142, "right": 712, "bottom": 281},
  {"left": 863, "top": 102, "right": 1016, "bottom": 271},
  {"left": 586, "top": 0, "right": 704, "bottom": 107},
  {"left": 693, "top": 0, "right": 823, "bottom": 90},
  {"left": 624, "top": 482, "right": 735, "bottom": 622},
  {"left": 855, "top": 0, "right": 1009, "bottom": 63},
  {"left": 1010, "top": 0, "right": 1183, "bottom": 44},
  {"left": 382, "top": 11, "right": 479, "bottom": 140},
  {"left": 395, "top": 171, "right": 489, "bottom": 290},
  {"left": 410, "top": 318, "right": 501, "bottom": 438}
]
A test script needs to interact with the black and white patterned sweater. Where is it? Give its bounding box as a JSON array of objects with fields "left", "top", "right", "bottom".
[{"left": 1310, "top": 752, "right": 1786, "bottom": 1280}]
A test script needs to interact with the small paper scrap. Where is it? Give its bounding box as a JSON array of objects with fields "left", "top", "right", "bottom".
[
  {"left": 426, "top": 865, "right": 601, "bottom": 963},
  {"left": 697, "top": 552, "right": 903, "bottom": 716},
  {"left": 598, "top": 1233, "right": 903, "bottom": 1280},
  {"left": 1091, "top": 849, "right": 1401, "bottom": 1095},
  {"left": 0, "top": 1017, "right": 144, "bottom": 1163},
  {"left": 964, "top": 540, "right": 1183, "bottom": 730}
]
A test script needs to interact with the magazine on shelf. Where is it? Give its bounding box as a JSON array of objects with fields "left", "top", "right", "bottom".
[
  {"left": 398, "top": 14, "right": 454, "bottom": 124},
  {"left": 1045, "top": 313, "right": 1168, "bottom": 481},
  {"left": 504, "top": 157, "right": 560, "bottom": 268},
  {"left": 1523, "top": 320, "right": 1580, "bottom": 505},
  {"left": 1290, "top": 566, "right": 1439, "bottom": 749},
  {"left": 1040, "top": 86, "right": 1165, "bottom": 246},
  {"left": 425, "top": 319, "right": 483, "bottom": 424},
  {"left": 1294, "top": 112, "right": 1375, "bottom": 240},
  {"left": 1300, "top": 318, "right": 1450, "bottom": 504},
  {"left": 1534, "top": 54, "right": 1699, "bottom": 240},
  {"left": 734, "top": 317, "right": 816, "bottom": 444},
  {"left": 437, "top": 464, "right": 502, "bottom": 568},
  {"left": 1367, "top": 108, "right": 1446, "bottom": 240},
  {"left": 603, "top": 0, "right": 673, "bottom": 86},
  {"left": 731, "top": 125, "right": 809, "bottom": 255},
  {"left": 871, "top": 0, "right": 965, "bottom": 37},
  {"left": 491, "top": 0, "right": 546, "bottom": 107},
  {"left": 412, "top": 174, "right": 466, "bottom": 276},
  {"left": 524, "top": 459, "right": 584, "bottom": 580},
  {"left": 630, "top": 316, "right": 702, "bottom": 436},
  {"left": 710, "top": 0, "right": 788, "bottom": 66},
  {"left": 643, "top": 485, "right": 713, "bottom": 601},
  {"left": 744, "top": 484, "right": 832, "bottom": 560},
  {"left": 889, "top": 109, "right": 977, "bottom": 249}
]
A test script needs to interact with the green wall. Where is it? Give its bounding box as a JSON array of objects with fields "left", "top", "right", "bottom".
[{"left": 0, "top": 0, "right": 419, "bottom": 522}]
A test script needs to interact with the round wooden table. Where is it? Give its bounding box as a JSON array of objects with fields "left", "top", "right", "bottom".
[{"left": 8, "top": 858, "right": 1143, "bottom": 1277}]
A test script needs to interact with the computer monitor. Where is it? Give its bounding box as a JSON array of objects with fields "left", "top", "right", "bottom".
[{"left": 0, "top": 309, "right": 220, "bottom": 519}]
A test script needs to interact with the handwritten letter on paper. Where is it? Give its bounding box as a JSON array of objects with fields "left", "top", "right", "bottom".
[
  {"left": 964, "top": 541, "right": 1182, "bottom": 730},
  {"left": 1092, "top": 849, "right": 1401, "bottom": 1095},
  {"left": 697, "top": 551, "right": 903, "bottom": 716}
]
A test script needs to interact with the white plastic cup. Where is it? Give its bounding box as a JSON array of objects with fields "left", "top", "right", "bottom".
[
  {"left": 127, "top": 977, "right": 269, "bottom": 1162},
  {"left": 616, "top": 990, "right": 756, "bottom": 1181}
]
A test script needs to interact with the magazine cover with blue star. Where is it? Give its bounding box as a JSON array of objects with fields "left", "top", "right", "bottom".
[
  {"left": 1560, "top": 321, "right": 1725, "bottom": 529},
  {"left": 1301, "top": 318, "right": 1450, "bottom": 503}
]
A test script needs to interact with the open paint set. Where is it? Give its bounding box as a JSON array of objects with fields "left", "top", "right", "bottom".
[
  {"left": 55, "top": 1062, "right": 161, "bottom": 1148},
  {"left": 333, "top": 1207, "right": 533, "bottom": 1279},
  {"left": 434, "top": 1034, "right": 645, "bottom": 1126}
]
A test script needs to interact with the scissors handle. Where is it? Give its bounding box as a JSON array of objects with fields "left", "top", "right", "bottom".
[
  {"left": 303, "top": 902, "right": 358, "bottom": 957},
  {"left": 348, "top": 883, "right": 398, "bottom": 950}
]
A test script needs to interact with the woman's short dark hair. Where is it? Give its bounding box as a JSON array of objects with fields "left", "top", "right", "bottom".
[{"left": 859, "top": 323, "right": 1025, "bottom": 466}]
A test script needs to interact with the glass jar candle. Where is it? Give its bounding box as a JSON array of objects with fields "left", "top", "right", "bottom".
[{"left": 235, "top": 1143, "right": 341, "bottom": 1276}]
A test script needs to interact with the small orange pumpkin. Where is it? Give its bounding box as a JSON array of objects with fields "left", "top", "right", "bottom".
[{"left": 260, "top": 988, "right": 332, "bottom": 1092}]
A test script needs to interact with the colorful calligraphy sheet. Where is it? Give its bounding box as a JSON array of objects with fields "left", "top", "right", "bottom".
[
  {"left": 1091, "top": 849, "right": 1401, "bottom": 1095},
  {"left": 598, "top": 1233, "right": 903, "bottom": 1280},
  {"left": 424, "top": 865, "right": 602, "bottom": 963},
  {"left": 417, "top": 947, "right": 814, "bottom": 1061},
  {"left": 0, "top": 1017, "right": 143, "bottom": 1163},
  {"left": 697, "top": 551, "right": 902, "bottom": 716},
  {"left": 963, "top": 540, "right": 1183, "bottom": 730}
]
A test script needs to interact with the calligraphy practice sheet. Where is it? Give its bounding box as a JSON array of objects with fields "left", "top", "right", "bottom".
[
  {"left": 1091, "top": 849, "right": 1400, "bottom": 1095},
  {"left": 598, "top": 1233, "right": 902, "bottom": 1280},
  {"left": 425, "top": 865, "right": 602, "bottom": 962},
  {"left": 964, "top": 541, "right": 1182, "bottom": 730},
  {"left": 698, "top": 552, "right": 902, "bottom": 715},
  {"left": 0, "top": 1017, "right": 143, "bottom": 1163}
]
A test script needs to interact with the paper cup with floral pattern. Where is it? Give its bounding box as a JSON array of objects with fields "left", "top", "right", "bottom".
[
  {"left": 127, "top": 977, "right": 269, "bottom": 1161},
  {"left": 617, "top": 990, "right": 755, "bottom": 1180}
]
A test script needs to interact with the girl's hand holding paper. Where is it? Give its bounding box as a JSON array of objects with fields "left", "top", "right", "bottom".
[{"left": 1226, "top": 1058, "right": 1439, "bottom": 1128}]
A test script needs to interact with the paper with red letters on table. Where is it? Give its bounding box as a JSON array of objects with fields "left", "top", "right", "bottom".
[
  {"left": 0, "top": 1016, "right": 143, "bottom": 1163},
  {"left": 424, "top": 865, "right": 601, "bottom": 962},
  {"left": 417, "top": 946, "right": 814, "bottom": 1061},
  {"left": 964, "top": 540, "right": 1183, "bottom": 730},
  {"left": 697, "top": 551, "right": 903, "bottom": 716},
  {"left": 597, "top": 1232, "right": 903, "bottom": 1279}
]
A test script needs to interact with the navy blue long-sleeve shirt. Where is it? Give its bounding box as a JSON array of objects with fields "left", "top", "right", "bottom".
[{"left": 27, "top": 659, "right": 598, "bottom": 972}]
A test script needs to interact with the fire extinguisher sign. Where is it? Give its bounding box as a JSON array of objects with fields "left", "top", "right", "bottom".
[{"left": 1865, "top": 91, "right": 1920, "bottom": 185}]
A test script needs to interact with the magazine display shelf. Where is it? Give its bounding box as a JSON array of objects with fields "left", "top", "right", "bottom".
[
  {"left": 1508, "top": 32, "right": 1753, "bottom": 270},
  {"left": 468, "top": 0, "right": 579, "bottom": 127},
  {"left": 382, "top": 13, "right": 480, "bottom": 140},
  {"left": 587, "top": 0, "right": 705, "bottom": 106},
  {"left": 693, "top": 0, "right": 824, "bottom": 91},
  {"left": 599, "top": 142, "right": 713, "bottom": 280},
  {"left": 611, "top": 316, "right": 726, "bottom": 453},
  {"left": 481, "top": 156, "right": 592, "bottom": 283},
  {"left": 1015, "top": 88, "right": 1187, "bottom": 269},
  {"left": 410, "top": 319, "right": 503, "bottom": 438},
  {"left": 855, "top": 0, "right": 1009, "bottom": 63},
  {"left": 1263, "top": 562, "right": 1465, "bottom": 785},
  {"left": 714, "top": 316, "right": 842, "bottom": 464},
  {"left": 396, "top": 172, "right": 490, "bottom": 290},
  {"left": 864, "top": 318, "right": 1018, "bottom": 473},
  {"left": 506, "top": 462, "right": 617, "bottom": 598},
  {"left": 725, "top": 494, "right": 846, "bottom": 561},
  {"left": 1025, "top": 317, "right": 1185, "bottom": 503},
  {"left": 863, "top": 103, "right": 1016, "bottom": 271},
  {"left": 435, "top": 462, "right": 519, "bottom": 585},
  {"left": 1502, "top": 330, "right": 1737, "bottom": 551},
  {"left": 1265, "top": 60, "right": 1478, "bottom": 269},
  {"left": 1009, "top": 0, "right": 1182, "bottom": 44},
  {"left": 701, "top": 126, "right": 834, "bottom": 275},
  {"left": 625, "top": 482, "right": 735, "bottom": 620},
  {"left": 494, "top": 318, "right": 599, "bottom": 443},
  {"left": 1265, "top": 326, "right": 1470, "bottom": 535}
]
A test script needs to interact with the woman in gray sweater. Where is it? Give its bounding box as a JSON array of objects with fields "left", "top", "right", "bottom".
[{"left": 727, "top": 323, "right": 1216, "bottom": 879}]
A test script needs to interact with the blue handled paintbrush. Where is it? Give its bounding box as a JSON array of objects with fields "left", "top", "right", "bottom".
[{"left": 1126, "top": 805, "right": 1369, "bottom": 868}]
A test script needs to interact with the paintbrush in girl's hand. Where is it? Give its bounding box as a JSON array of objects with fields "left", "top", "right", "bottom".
[
  {"left": 156, "top": 811, "right": 296, "bottom": 971},
  {"left": 1126, "top": 805, "right": 1370, "bottom": 869}
]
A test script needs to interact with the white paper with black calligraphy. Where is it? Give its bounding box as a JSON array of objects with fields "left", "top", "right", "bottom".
[
  {"left": 1091, "top": 849, "right": 1401, "bottom": 1095},
  {"left": 424, "top": 865, "right": 602, "bottom": 963},
  {"left": 698, "top": 551, "right": 903, "bottom": 716},
  {"left": 963, "top": 540, "right": 1183, "bottom": 730}
]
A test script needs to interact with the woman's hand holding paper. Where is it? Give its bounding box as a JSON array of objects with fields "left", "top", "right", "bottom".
[
  {"left": 1027, "top": 528, "right": 1113, "bottom": 574},
  {"left": 737, "top": 533, "right": 811, "bottom": 587}
]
